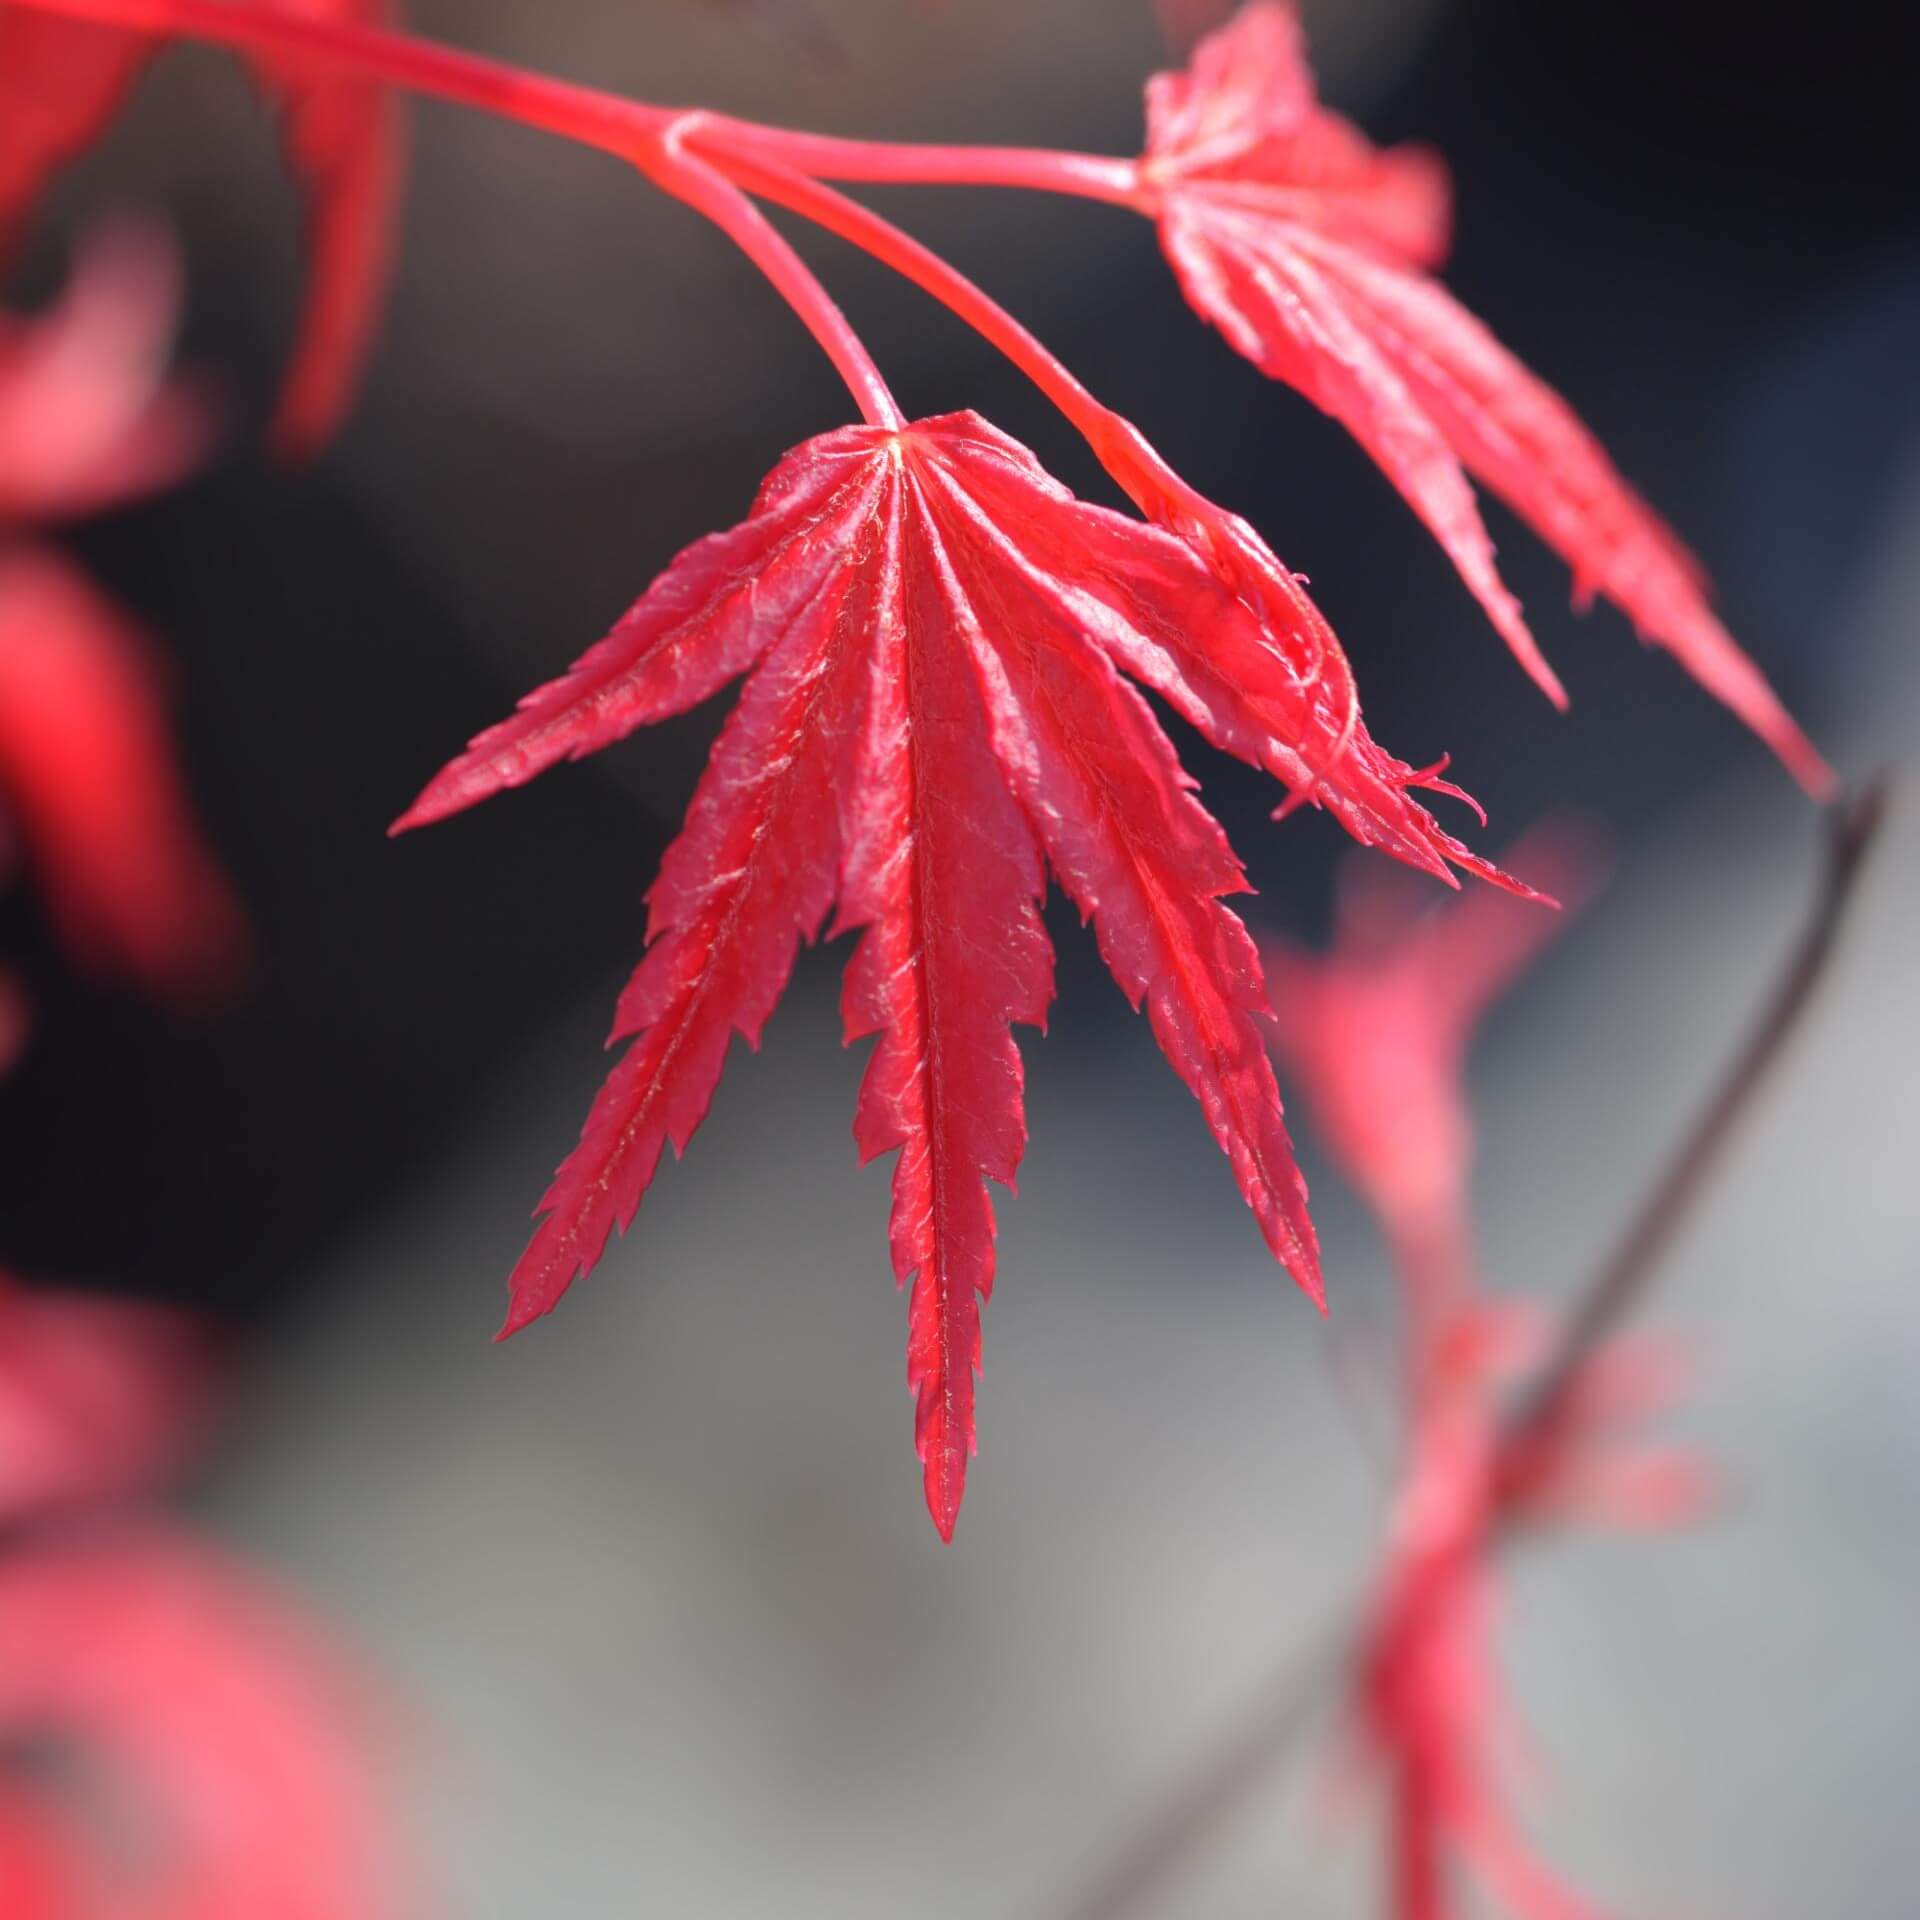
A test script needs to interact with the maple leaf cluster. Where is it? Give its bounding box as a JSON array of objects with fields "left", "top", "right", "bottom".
[
  {"left": 391, "top": 4, "right": 1827, "bottom": 1537},
  {"left": 0, "top": 0, "right": 1833, "bottom": 1548},
  {"left": 0, "top": 4, "right": 1842, "bottom": 1915},
  {"left": 1266, "top": 841, "right": 1710, "bottom": 1920}
]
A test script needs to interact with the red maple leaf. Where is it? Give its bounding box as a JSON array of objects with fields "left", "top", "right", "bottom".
[
  {"left": 398, "top": 410, "right": 1525, "bottom": 1537},
  {"left": 1354, "top": 1303, "right": 1708, "bottom": 1920},
  {"left": 1262, "top": 826, "right": 1598, "bottom": 1247},
  {"left": 0, "top": 1264, "right": 391, "bottom": 1915},
  {"left": 1269, "top": 839, "right": 1707, "bottom": 1920},
  {"left": 0, "top": 1265, "right": 392, "bottom": 1916},
  {"left": 0, "top": 1531, "right": 398, "bottom": 1920},
  {"left": 1139, "top": 2, "right": 1831, "bottom": 795},
  {"left": 0, "top": 0, "right": 404, "bottom": 455},
  {"left": 1142, "top": 0, "right": 1450, "bottom": 270}
]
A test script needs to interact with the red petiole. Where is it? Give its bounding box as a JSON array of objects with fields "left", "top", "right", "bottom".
[
  {"left": 2, "top": 0, "right": 1146, "bottom": 431},
  {"left": 686, "top": 115, "right": 1143, "bottom": 208},
  {"left": 647, "top": 127, "right": 904, "bottom": 430},
  {"left": 2, "top": 0, "right": 1372, "bottom": 793}
]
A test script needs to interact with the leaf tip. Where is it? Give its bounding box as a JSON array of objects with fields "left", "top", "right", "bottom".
[
  {"left": 1494, "top": 604, "right": 1569, "bottom": 711},
  {"left": 492, "top": 1306, "right": 536, "bottom": 1344},
  {"left": 921, "top": 1439, "right": 970, "bottom": 1543},
  {"left": 1288, "top": 1241, "right": 1328, "bottom": 1316},
  {"left": 496, "top": 1259, "right": 566, "bottom": 1341},
  {"left": 388, "top": 774, "right": 468, "bottom": 836},
  {"left": 1784, "top": 734, "right": 1840, "bottom": 804}
]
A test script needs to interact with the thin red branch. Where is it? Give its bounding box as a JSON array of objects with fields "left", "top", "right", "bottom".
[
  {"left": 0, "top": 0, "right": 1144, "bottom": 206},
  {"left": 651, "top": 125, "right": 902, "bottom": 428},
  {"left": 4, "top": 0, "right": 671, "bottom": 153},
  {"left": 689, "top": 115, "right": 1143, "bottom": 207},
  {"left": 0, "top": 0, "right": 926, "bottom": 423},
  {"left": 677, "top": 140, "right": 1136, "bottom": 474}
]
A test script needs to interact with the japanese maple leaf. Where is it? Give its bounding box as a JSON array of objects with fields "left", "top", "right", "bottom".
[
  {"left": 1139, "top": 2, "right": 1832, "bottom": 795},
  {"left": 0, "top": 546, "right": 247, "bottom": 999},
  {"left": 1268, "top": 831, "right": 1705, "bottom": 1919},
  {"left": 1354, "top": 1306, "right": 1708, "bottom": 1920},
  {"left": 397, "top": 410, "right": 1522, "bottom": 1537},
  {"left": 1358, "top": 1504, "right": 1594, "bottom": 1920},
  {"left": 0, "top": 1532, "right": 396, "bottom": 1920},
  {"left": 1142, "top": 0, "right": 1450, "bottom": 269},
  {"left": 0, "top": 0, "right": 404, "bottom": 455}
]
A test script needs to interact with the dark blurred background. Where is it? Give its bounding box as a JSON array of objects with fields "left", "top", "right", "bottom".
[
  {"left": 0, "top": 3, "right": 1915, "bottom": 1914},
  {"left": 2, "top": 0, "right": 1910, "bottom": 1313}
]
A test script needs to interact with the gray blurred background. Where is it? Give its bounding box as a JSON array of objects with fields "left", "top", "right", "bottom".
[{"left": 1, "top": 0, "right": 1915, "bottom": 1913}]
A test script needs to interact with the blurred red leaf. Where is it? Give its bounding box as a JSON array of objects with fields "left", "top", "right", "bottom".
[
  {"left": 250, "top": 0, "right": 405, "bottom": 456},
  {"left": 0, "top": 1784, "right": 82, "bottom": 1920},
  {"left": 0, "top": 545, "right": 246, "bottom": 1000},
  {"left": 0, "top": 12, "right": 150, "bottom": 262},
  {"left": 0, "top": 1532, "right": 396, "bottom": 1920},
  {"left": 1356, "top": 1298, "right": 1708, "bottom": 1920},
  {"left": 1143, "top": 0, "right": 1451, "bottom": 268},
  {"left": 0, "top": 0, "right": 403, "bottom": 455},
  {"left": 0, "top": 1273, "right": 204, "bottom": 1522},
  {"left": 1263, "top": 826, "right": 1598, "bottom": 1241},
  {"left": 1270, "top": 830, "right": 1708, "bottom": 1920},
  {"left": 0, "top": 223, "right": 207, "bottom": 525}
]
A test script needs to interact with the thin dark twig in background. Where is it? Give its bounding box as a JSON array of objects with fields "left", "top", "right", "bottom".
[
  {"left": 1501, "top": 775, "right": 1888, "bottom": 1466},
  {"left": 1053, "top": 1616, "right": 1350, "bottom": 1920},
  {"left": 1051, "top": 777, "right": 1890, "bottom": 1920}
]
